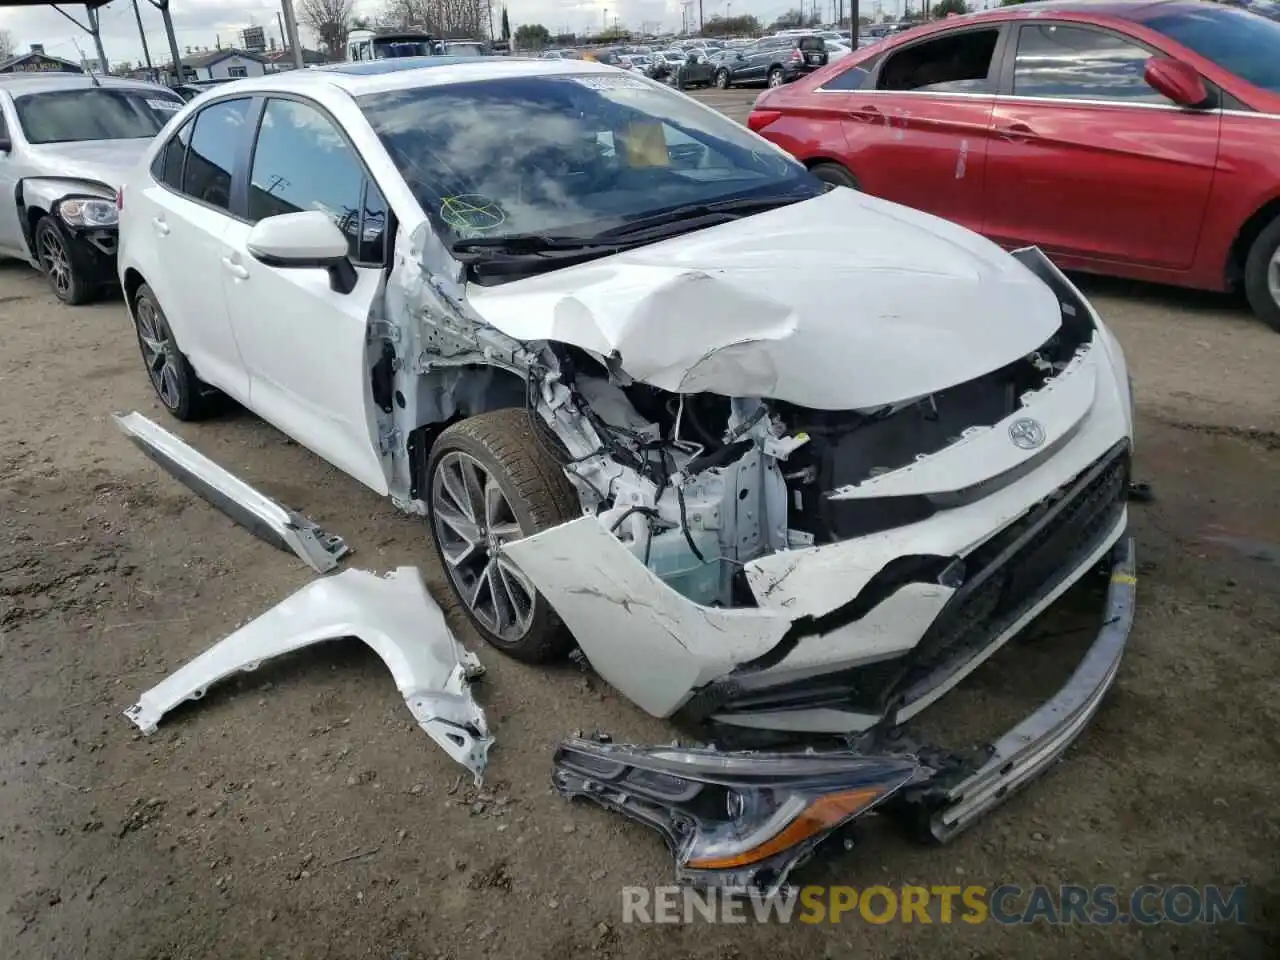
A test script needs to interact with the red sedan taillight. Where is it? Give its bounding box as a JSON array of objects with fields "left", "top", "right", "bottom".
[{"left": 747, "top": 110, "right": 782, "bottom": 134}]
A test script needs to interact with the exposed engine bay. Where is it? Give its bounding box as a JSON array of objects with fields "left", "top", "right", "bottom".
[{"left": 526, "top": 294, "right": 1095, "bottom": 609}]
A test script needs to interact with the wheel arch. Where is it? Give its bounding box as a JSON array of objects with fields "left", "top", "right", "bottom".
[
  {"left": 1226, "top": 195, "right": 1280, "bottom": 288},
  {"left": 406, "top": 363, "right": 530, "bottom": 500},
  {"left": 122, "top": 267, "right": 147, "bottom": 314}
]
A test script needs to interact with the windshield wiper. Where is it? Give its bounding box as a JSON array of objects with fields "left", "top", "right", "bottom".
[
  {"left": 450, "top": 234, "right": 615, "bottom": 258},
  {"left": 595, "top": 191, "right": 817, "bottom": 239}
]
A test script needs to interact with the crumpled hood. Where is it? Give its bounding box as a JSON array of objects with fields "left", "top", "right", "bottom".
[
  {"left": 21, "top": 139, "right": 152, "bottom": 194},
  {"left": 465, "top": 189, "right": 1064, "bottom": 409}
]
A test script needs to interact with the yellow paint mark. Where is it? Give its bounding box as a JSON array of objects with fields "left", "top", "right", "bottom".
[{"left": 1111, "top": 573, "right": 1137, "bottom": 585}]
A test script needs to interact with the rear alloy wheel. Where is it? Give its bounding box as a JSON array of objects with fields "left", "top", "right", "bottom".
[
  {"left": 35, "top": 216, "right": 92, "bottom": 305},
  {"left": 715, "top": 70, "right": 730, "bottom": 89},
  {"left": 427, "top": 408, "right": 578, "bottom": 663},
  {"left": 132, "top": 283, "right": 220, "bottom": 420},
  {"left": 808, "top": 162, "right": 860, "bottom": 191},
  {"left": 1243, "top": 215, "right": 1280, "bottom": 333},
  {"left": 767, "top": 67, "right": 785, "bottom": 88}
]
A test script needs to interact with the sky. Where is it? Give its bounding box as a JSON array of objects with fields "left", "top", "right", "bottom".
[{"left": 0, "top": 0, "right": 916, "bottom": 68}]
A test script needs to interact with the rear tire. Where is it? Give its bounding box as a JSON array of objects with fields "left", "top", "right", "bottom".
[
  {"left": 767, "top": 67, "right": 785, "bottom": 88},
  {"left": 1243, "top": 215, "right": 1280, "bottom": 333},
  {"left": 427, "top": 408, "right": 580, "bottom": 664},
  {"left": 809, "top": 162, "right": 860, "bottom": 191},
  {"left": 131, "top": 283, "right": 220, "bottom": 421}
]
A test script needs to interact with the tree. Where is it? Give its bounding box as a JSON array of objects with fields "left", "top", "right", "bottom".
[
  {"left": 702, "top": 14, "right": 762, "bottom": 36},
  {"left": 299, "top": 0, "right": 354, "bottom": 54},
  {"left": 381, "top": 0, "right": 490, "bottom": 39},
  {"left": 0, "top": 28, "right": 14, "bottom": 62},
  {"left": 500, "top": 5, "right": 511, "bottom": 40},
  {"left": 932, "top": 0, "right": 968, "bottom": 15},
  {"left": 769, "top": 8, "right": 804, "bottom": 30},
  {"left": 514, "top": 23, "right": 551, "bottom": 50}
]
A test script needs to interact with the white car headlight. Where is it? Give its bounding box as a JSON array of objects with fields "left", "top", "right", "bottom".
[{"left": 58, "top": 197, "right": 118, "bottom": 228}]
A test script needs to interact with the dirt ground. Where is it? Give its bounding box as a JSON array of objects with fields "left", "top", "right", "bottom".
[{"left": 3, "top": 91, "right": 1280, "bottom": 959}]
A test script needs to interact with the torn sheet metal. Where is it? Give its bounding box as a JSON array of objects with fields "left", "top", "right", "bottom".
[
  {"left": 114, "top": 411, "right": 350, "bottom": 573},
  {"left": 124, "top": 567, "right": 493, "bottom": 784},
  {"left": 465, "top": 188, "right": 1062, "bottom": 410},
  {"left": 552, "top": 736, "right": 921, "bottom": 894}
]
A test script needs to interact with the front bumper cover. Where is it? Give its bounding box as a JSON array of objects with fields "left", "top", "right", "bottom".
[{"left": 552, "top": 538, "right": 1135, "bottom": 887}]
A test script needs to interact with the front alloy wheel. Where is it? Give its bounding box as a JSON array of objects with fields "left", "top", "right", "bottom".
[
  {"left": 715, "top": 70, "right": 730, "bottom": 89},
  {"left": 426, "top": 408, "right": 578, "bottom": 663},
  {"left": 35, "top": 217, "right": 91, "bottom": 305},
  {"left": 432, "top": 450, "right": 538, "bottom": 643}
]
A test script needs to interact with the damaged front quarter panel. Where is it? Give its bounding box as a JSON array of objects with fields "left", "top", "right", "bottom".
[
  {"left": 124, "top": 567, "right": 493, "bottom": 784},
  {"left": 552, "top": 737, "right": 921, "bottom": 894}
]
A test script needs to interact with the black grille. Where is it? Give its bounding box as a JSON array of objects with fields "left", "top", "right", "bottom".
[
  {"left": 686, "top": 440, "right": 1131, "bottom": 726},
  {"left": 894, "top": 440, "right": 1130, "bottom": 699}
]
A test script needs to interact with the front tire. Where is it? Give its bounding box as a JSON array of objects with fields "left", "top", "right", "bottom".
[
  {"left": 1243, "top": 215, "right": 1280, "bottom": 333},
  {"left": 131, "top": 283, "right": 219, "bottom": 420},
  {"left": 715, "top": 69, "right": 730, "bottom": 89},
  {"left": 809, "top": 162, "right": 860, "bottom": 191},
  {"left": 35, "top": 216, "right": 93, "bottom": 305},
  {"left": 427, "top": 408, "right": 579, "bottom": 664}
]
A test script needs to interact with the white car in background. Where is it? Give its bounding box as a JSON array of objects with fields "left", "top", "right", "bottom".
[{"left": 116, "top": 57, "right": 1136, "bottom": 843}]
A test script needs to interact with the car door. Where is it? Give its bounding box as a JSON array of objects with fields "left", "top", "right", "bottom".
[
  {"left": 982, "top": 21, "right": 1220, "bottom": 269},
  {"left": 141, "top": 98, "right": 254, "bottom": 401},
  {"left": 736, "top": 44, "right": 770, "bottom": 84},
  {"left": 0, "top": 95, "right": 26, "bottom": 257},
  {"left": 835, "top": 24, "right": 1008, "bottom": 233},
  {"left": 219, "top": 95, "right": 391, "bottom": 495}
]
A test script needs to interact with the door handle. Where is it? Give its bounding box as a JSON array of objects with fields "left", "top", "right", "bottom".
[
  {"left": 850, "top": 104, "right": 882, "bottom": 118},
  {"left": 997, "top": 121, "right": 1036, "bottom": 141},
  {"left": 151, "top": 216, "right": 169, "bottom": 236},
  {"left": 221, "top": 256, "right": 249, "bottom": 280}
]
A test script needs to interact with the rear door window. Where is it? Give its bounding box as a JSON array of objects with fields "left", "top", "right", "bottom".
[
  {"left": 877, "top": 28, "right": 1001, "bottom": 93},
  {"left": 152, "top": 116, "right": 194, "bottom": 189},
  {"left": 1011, "top": 24, "right": 1167, "bottom": 103},
  {"left": 820, "top": 52, "right": 884, "bottom": 90},
  {"left": 182, "top": 98, "right": 252, "bottom": 212}
]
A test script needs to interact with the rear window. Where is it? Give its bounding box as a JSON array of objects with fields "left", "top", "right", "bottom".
[
  {"left": 14, "top": 87, "right": 182, "bottom": 144},
  {"left": 799, "top": 37, "right": 826, "bottom": 52},
  {"left": 1143, "top": 3, "right": 1280, "bottom": 93}
]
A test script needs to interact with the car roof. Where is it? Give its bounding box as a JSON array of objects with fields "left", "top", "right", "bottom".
[
  {"left": 954, "top": 0, "right": 1214, "bottom": 22},
  {"left": 214, "top": 56, "right": 638, "bottom": 99},
  {"left": 0, "top": 74, "right": 173, "bottom": 96}
]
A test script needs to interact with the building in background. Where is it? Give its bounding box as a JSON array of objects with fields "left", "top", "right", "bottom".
[
  {"left": 263, "top": 47, "right": 330, "bottom": 71},
  {"left": 241, "top": 26, "right": 267, "bottom": 53},
  {"left": 0, "top": 44, "right": 83, "bottom": 74},
  {"left": 179, "top": 48, "right": 269, "bottom": 81}
]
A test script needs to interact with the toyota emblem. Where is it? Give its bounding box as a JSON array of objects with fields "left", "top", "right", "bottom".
[{"left": 1008, "top": 418, "right": 1046, "bottom": 450}]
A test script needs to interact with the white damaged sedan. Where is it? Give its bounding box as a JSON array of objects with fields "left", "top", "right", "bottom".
[{"left": 117, "top": 56, "right": 1136, "bottom": 840}]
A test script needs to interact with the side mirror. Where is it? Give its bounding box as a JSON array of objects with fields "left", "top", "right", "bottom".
[
  {"left": 246, "top": 210, "right": 357, "bottom": 295},
  {"left": 0, "top": 135, "right": 10, "bottom": 153},
  {"left": 1143, "top": 56, "right": 1210, "bottom": 109}
]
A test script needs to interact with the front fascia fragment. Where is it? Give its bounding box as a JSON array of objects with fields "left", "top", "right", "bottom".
[
  {"left": 124, "top": 567, "right": 493, "bottom": 784},
  {"left": 552, "top": 737, "right": 920, "bottom": 894}
]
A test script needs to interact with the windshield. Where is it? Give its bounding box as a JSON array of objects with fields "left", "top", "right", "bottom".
[
  {"left": 359, "top": 74, "right": 817, "bottom": 246},
  {"left": 1144, "top": 1, "right": 1280, "bottom": 92},
  {"left": 14, "top": 88, "right": 182, "bottom": 144},
  {"left": 447, "top": 42, "right": 488, "bottom": 56}
]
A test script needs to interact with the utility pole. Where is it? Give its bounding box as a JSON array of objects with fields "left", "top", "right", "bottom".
[
  {"left": 276, "top": 11, "right": 286, "bottom": 50},
  {"left": 698, "top": 0, "right": 703, "bottom": 33},
  {"left": 280, "top": 0, "right": 305, "bottom": 68},
  {"left": 131, "top": 0, "right": 154, "bottom": 75}
]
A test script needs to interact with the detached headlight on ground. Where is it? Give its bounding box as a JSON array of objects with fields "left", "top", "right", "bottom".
[
  {"left": 59, "top": 197, "right": 118, "bottom": 228},
  {"left": 552, "top": 737, "right": 921, "bottom": 893}
]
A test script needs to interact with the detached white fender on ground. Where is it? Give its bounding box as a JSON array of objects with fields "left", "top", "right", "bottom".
[{"left": 124, "top": 567, "right": 493, "bottom": 784}]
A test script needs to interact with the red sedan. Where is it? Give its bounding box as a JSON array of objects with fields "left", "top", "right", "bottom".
[{"left": 748, "top": 0, "right": 1280, "bottom": 331}]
